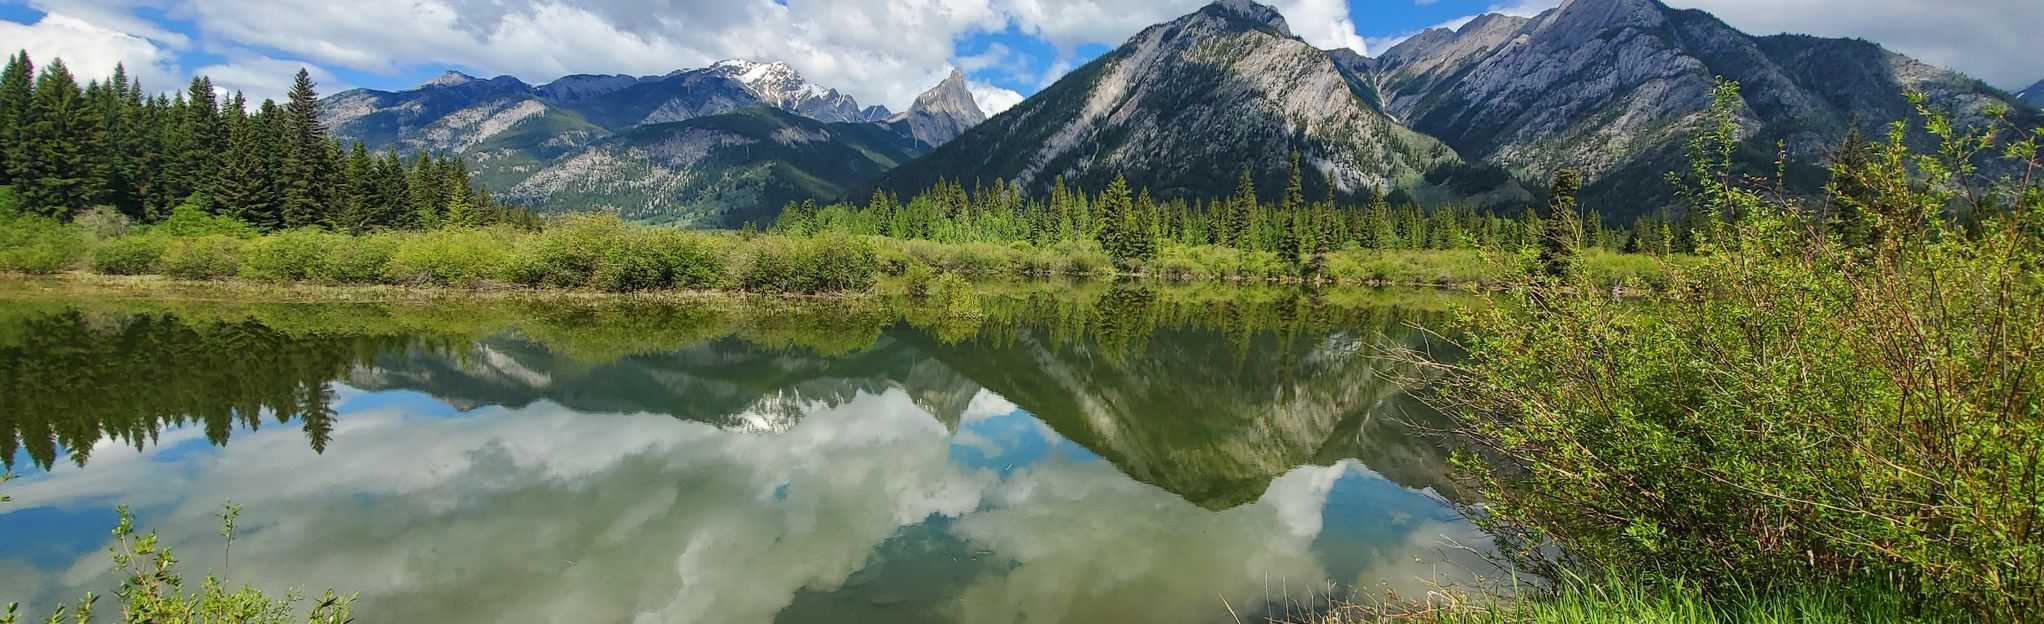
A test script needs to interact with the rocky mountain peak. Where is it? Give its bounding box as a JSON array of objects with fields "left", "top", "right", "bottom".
[
  {"left": 909, "top": 68, "right": 985, "bottom": 124},
  {"left": 423, "top": 70, "right": 478, "bottom": 87},
  {"left": 1201, "top": 0, "right": 1293, "bottom": 38}
]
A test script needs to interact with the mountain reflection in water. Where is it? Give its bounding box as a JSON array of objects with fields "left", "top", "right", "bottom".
[{"left": 0, "top": 286, "right": 1489, "bottom": 624}]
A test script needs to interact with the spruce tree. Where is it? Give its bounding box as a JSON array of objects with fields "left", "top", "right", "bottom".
[
  {"left": 1537, "top": 169, "right": 1583, "bottom": 281},
  {"left": 213, "top": 97, "right": 274, "bottom": 225},
  {"left": 279, "top": 69, "right": 329, "bottom": 228},
  {"left": 0, "top": 51, "right": 33, "bottom": 186},
  {"left": 1228, "top": 168, "right": 1255, "bottom": 248},
  {"left": 17, "top": 60, "right": 105, "bottom": 218}
]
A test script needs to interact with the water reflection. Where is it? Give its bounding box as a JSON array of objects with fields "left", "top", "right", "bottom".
[{"left": 0, "top": 287, "right": 1484, "bottom": 623}]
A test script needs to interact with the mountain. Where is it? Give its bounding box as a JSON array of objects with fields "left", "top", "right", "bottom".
[
  {"left": 326, "top": 62, "right": 967, "bottom": 224},
  {"left": 708, "top": 60, "right": 892, "bottom": 123},
  {"left": 884, "top": 68, "right": 987, "bottom": 148},
  {"left": 873, "top": 0, "right": 1527, "bottom": 206},
  {"left": 501, "top": 106, "right": 925, "bottom": 226},
  {"left": 2021, "top": 79, "right": 2044, "bottom": 108},
  {"left": 1359, "top": 0, "right": 2034, "bottom": 214}
]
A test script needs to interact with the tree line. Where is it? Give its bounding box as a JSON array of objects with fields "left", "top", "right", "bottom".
[
  {"left": 0, "top": 51, "right": 534, "bottom": 231},
  {"left": 774, "top": 152, "right": 1652, "bottom": 266}
]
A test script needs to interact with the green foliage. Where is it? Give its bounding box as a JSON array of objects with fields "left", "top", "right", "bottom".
[
  {"left": 383, "top": 227, "right": 514, "bottom": 287},
  {"left": 88, "top": 234, "right": 168, "bottom": 275},
  {"left": 506, "top": 212, "right": 633, "bottom": 288},
  {"left": 592, "top": 228, "right": 729, "bottom": 292},
  {"left": 6, "top": 506, "right": 352, "bottom": 624},
  {"left": 239, "top": 228, "right": 344, "bottom": 282},
  {"left": 1437, "top": 96, "right": 2044, "bottom": 619},
  {"left": 159, "top": 235, "right": 244, "bottom": 280},
  {"left": 155, "top": 199, "right": 258, "bottom": 239},
  {"left": 734, "top": 232, "right": 878, "bottom": 293},
  {"left": 0, "top": 215, "right": 89, "bottom": 273}
]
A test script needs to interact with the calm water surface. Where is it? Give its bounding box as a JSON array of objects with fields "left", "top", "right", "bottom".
[{"left": 0, "top": 288, "right": 1487, "bottom": 623}]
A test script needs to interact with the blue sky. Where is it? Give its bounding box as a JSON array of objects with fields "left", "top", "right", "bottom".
[{"left": 1, "top": 0, "right": 2038, "bottom": 112}]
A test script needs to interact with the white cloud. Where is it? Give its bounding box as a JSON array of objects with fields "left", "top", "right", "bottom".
[
  {"left": 1274, "top": 0, "right": 1370, "bottom": 54},
  {"left": 969, "top": 80, "right": 1026, "bottom": 114},
  {"left": 0, "top": 13, "right": 184, "bottom": 91},
  {"left": 193, "top": 53, "right": 350, "bottom": 106}
]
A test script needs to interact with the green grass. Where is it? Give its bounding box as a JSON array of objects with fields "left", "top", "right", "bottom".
[{"left": 1311, "top": 577, "right": 1963, "bottom": 624}]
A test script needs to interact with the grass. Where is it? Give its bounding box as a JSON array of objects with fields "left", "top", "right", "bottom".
[{"left": 1298, "top": 576, "right": 1963, "bottom": 624}]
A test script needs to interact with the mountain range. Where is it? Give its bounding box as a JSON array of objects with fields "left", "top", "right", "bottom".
[
  {"left": 329, "top": 0, "right": 2040, "bottom": 225},
  {"left": 323, "top": 61, "right": 985, "bottom": 226}
]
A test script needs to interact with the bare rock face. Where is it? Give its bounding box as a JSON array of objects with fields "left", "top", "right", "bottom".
[
  {"left": 1360, "top": 0, "right": 2034, "bottom": 212},
  {"left": 884, "top": 69, "right": 988, "bottom": 149},
  {"left": 874, "top": 0, "right": 1514, "bottom": 207}
]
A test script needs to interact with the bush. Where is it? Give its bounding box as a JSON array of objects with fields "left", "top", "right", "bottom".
[
  {"left": 591, "top": 229, "right": 728, "bottom": 292},
  {"left": 928, "top": 273, "right": 981, "bottom": 319},
  {"left": 241, "top": 229, "right": 343, "bottom": 282},
  {"left": 734, "top": 233, "right": 877, "bottom": 293},
  {"left": 384, "top": 228, "right": 514, "bottom": 287},
  {"left": 506, "top": 213, "right": 632, "bottom": 288},
  {"left": 74, "top": 206, "right": 133, "bottom": 240},
  {"left": 315, "top": 234, "right": 400, "bottom": 284},
  {"left": 160, "top": 235, "right": 245, "bottom": 280},
  {"left": 0, "top": 216, "right": 91, "bottom": 273},
  {"left": 1052, "top": 241, "right": 1113, "bottom": 277},
  {"left": 1438, "top": 103, "right": 2044, "bottom": 619},
  {"left": 90, "top": 235, "right": 169, "bottom": 275},
  {"left": 154, "top": 199, "right": 258, "bottom": 239}
]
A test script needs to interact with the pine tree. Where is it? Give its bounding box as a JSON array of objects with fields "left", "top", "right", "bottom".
[
  {"left": 1277, "top": 152, "right": 1305, "bottom": 264},
  {"left": 213, "top": 97, "right": 274, "bottom": 225},
  {"left": 1826, "top": 125, "right": 1880, "bottom": 248},
  {"left": 17, "top": 60, "right": 106, "bottom": 218},
  {"left": 0, "top": 51, "right": 34, "bottom": 186},
  {"left": 279, "top": 69, "right": 329, "bottom": 228},
  {"left": 1129, "top": 187, "right": 1158, "bottom": 263},
  {"left": 1096, "top": 173, "right": 1140, "bottom": 264},
  {"left": 1538, "top": 169, "right": 1583, "bottom": 281},
  {"left": 1227, "top": 168, "right": 1255, "bottom": 248}
]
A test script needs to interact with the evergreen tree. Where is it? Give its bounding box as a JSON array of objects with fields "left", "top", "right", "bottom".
[
  {"left": 1537, "top": 169, "right": 1583, "bottom": 280},
  {"left": 1277, "top": 152, "right": 1305, "bottom": 264},
  {"left": 1227, "top": 168, "right": 1255, "bottom": 248},
  {"left": 1826, "top": 125, "right": 1879, "bottom": 248},
  {"left": 0, "top": 51, "right": 33, "bottom": 186},
  {"left": 279, "top": 69, "right": 329, "bottom": 228},
  {"left": 17, "top": 60, "right": 105, "bottom": 217},
  {"left": 212, "top": 97, "right": 275, "bottom": 226}
]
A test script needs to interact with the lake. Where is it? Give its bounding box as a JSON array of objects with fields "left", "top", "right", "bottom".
[{"left": 0, "top": 284, "right": 1491, "bottom": 623}]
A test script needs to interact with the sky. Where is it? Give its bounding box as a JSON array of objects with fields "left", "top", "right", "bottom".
[{"left": 0, "top": 0, "right": 2038, "bottom": 114}]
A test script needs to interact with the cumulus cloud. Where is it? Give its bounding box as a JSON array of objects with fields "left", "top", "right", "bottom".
[
  {"left": 969, "top": 81, "right": 1026, "bottom": 114},
  {"left": 0, "top": 13, "right": 184, "bottom": 91},
  {"left": 0, "top": 385, "right": 1482, "bottom": 622},
  {"left": 193, "top": 53, "right": 352, "bottom": 105}
]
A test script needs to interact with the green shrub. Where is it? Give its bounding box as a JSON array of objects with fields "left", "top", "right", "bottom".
[
  {"left": 160, "top": 235, "right": 245, "bottom": 280},
  {"left": 1438, "top": 101, "right": 2044, "bottom": 620},
  {"left": 384, "top": 228, "right": 514, "bottom": 287},
  {"left": 154, "top": 199, "right": 258, "bottom": 239},
  {"left": 1052, "top": 241, "right": 1113, "bottom": 277},
  {"left": 734, "top": 233, "right": 877, "bottom": 293},
  {"left": 506, "top": 213, "right": 631, "bottom": 288},
  {"left": 928, "top": 273, "right": 981, "bottom": 319},
  {"left": 90, "top": 235, "right": 169, "bottom": 275},
  {"left": 315, "top": 234, "right": 400, "bottom": 284},
  {"left": 589, "top": 229, "right": 729, "bottom": 292},
  {"left": 74, "top": 206, "right": 133, "bottom": 240},
  {"left": 0, "top": 216, "right": 91, "bottom": 273},
  {"left": 241, "top": 229, "right": 342, "bottom": 282}
]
